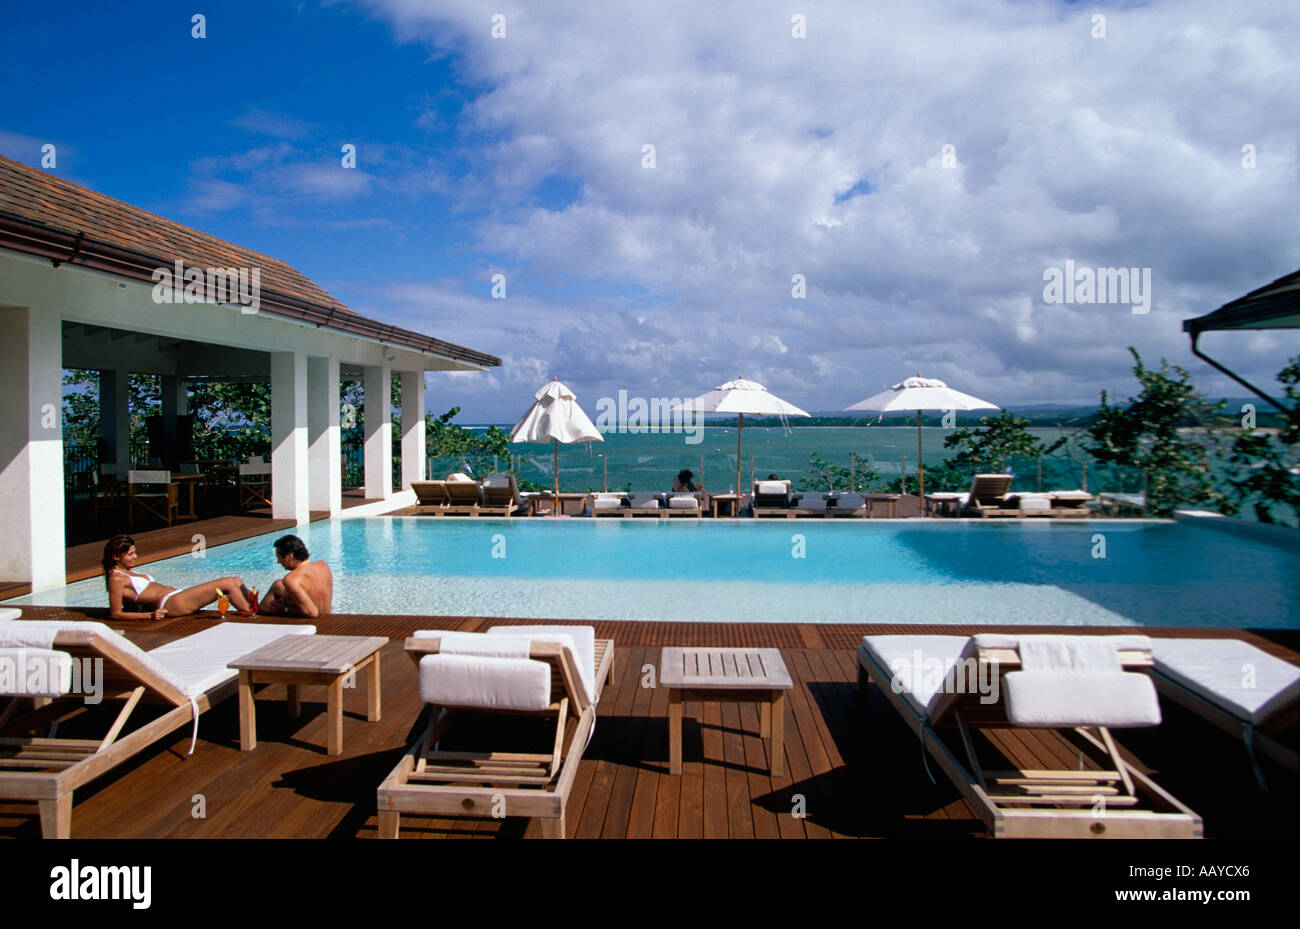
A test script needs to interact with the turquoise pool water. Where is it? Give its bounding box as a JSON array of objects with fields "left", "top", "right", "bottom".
[
  {"left": 7, "top": 518, "right": 1297, "bottom": 627},
  {"left": 10, "top": 519, "right": 1300, "bottom": 628}
]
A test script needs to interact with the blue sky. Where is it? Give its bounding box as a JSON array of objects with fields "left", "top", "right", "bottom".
[{"left": 3, "top": 0, "right": 1298, "bottom": 422}]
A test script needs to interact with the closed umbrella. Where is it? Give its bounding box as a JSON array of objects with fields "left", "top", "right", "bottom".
[
  {"left": 845, "top": 373, "right": 998, "bottom": 506},
  {"left": 509, "top": 377, "right": 604, "bottom": 515},
  {"left": 671, "top": 376, "right": 810, "bottom": 505}
]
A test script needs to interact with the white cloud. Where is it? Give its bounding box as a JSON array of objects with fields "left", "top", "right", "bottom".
[{"left": 345, "top": 0, "right": 1300, "bottom": 418}]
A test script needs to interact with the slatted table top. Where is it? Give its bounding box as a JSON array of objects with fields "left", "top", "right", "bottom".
[
  {"left": 660, "top": 647, "right": 792, "bottom": 690},
  {"left": 229, "top": 634, "right": 388, "bottom": 674}
]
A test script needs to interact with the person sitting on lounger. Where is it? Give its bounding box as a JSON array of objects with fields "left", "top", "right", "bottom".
[
  {"left": 259, "top": 534, "right": 333, "bottom": 619},
  {"left": 673, "top": 469, "right": 705, "bottom": 493},
  {"left": 103, "top": 534, "right": 251, "bottom": 621}
]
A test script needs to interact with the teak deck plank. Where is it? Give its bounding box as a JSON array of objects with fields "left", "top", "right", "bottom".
[{"left": 1, "top": 607, "right": 1296, "bottom": 839}]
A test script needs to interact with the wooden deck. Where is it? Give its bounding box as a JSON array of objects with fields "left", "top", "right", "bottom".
[{"left": 1, "top": 607, "right": 1295, "bottom": 839}]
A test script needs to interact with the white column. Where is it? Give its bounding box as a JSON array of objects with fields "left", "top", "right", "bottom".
[
  {"left": 400, "top": 370, "right": 426, "bottom": 489},
  {"left": 0, "top": 306, "right": 66, "bottom": 591},
  {"left": 363, "top": 363, "right": 392, "bottom": 499},
  {"left": 98, "top": 368, "right": 131, "bottom": 474},
  {"left": 270, "top": 351, "right": 309, "bottom": 524},
  {"left": 308, "top": 356, "right": 342, "bottom": 515}
]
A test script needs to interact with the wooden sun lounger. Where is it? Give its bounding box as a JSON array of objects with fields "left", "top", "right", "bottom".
[
  {"left": 1149, "top": 638, "right": 1298, "bottom": 789},
  {"left": 752, "top": 480, "right": 797, "bottom": 518},
  {"left": 959, "top": 474, "right": 1019, "bottom": 518},
  {"left": 377, "top": 631, "right": 615, "bottom": 838},
  {"left": 857, "top": 636, "right": 1202, "bottom": 838},
  {"left": 410, "top": 481, "right": 449, "bottom": 511},
  {"left": 0, "top": 621, "right": 313, "bottom": 837},
  {"left": 442, "top": 480, "right": 484, "bottom": 516},
  {"left": 479, "top": 474, "right": 523, "bottom": 516},
  {"left": 663, "top": 492, "right": 705, "bottom": 518}
]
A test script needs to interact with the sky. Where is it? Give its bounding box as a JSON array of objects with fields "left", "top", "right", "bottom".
[{"left": 2, "top": 0, "right": 1298, "bottom": 423}]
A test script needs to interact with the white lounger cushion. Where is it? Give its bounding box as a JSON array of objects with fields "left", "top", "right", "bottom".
[
  {"left": 1004, "top": 671, "right": 1160, "bottom": 727},
  {"left": 1002, "top": 635, "right": 1159, "bottom": 727},
  {"left": 836, "top": 494, "right": 867, "bottom": 510},
  {"left": 0, "top": 647, "right": 74, "bottom": 697},
  {"left": 798, "top": 494, "right": 829, "bottom": 510},
  {"left": 418, "top": 654, "right": 552, "bottom": 711},
  {"left": 628, "top": 494, "right": 660, "bottom": 509},
  {"left": 143, "top": 622, "right": 316, "bottom": 697},
  {"left": 0, "top": 609, "right": 21, "bottom": 622},
  {"left": 667, "top": 494, "right": 698, "bottom": 509},
  {"left": 1016, "top": 493, "right": 1052, "bottom": 511},
  {"left": 488, "top": 625, "right": 596, "bottom": 704},
  {"left": 861, "top": 635, "right": 971, "bottom": 718},
  {"left": 1152, "top": 638, "right": 1300, "bottom": 726},
  {"left": 864, "top": 634, "right": 1160, "bottom": 724},
  {"left": 0, "top": 620, "right": 314, "bottom": 699},
  {"left": 756, "top": 481, "right": 789, "bottom": 496}
]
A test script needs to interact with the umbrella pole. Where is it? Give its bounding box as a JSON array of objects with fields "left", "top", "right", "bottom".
[
  {"left": 553, "top": 439, "right": 559, "bottom": 517},
  {"left": 917, "top": 410, "right": 925, "bottom": 514},
  {"left": 736, "top": 413, "right": 744, "bottom": 507}
]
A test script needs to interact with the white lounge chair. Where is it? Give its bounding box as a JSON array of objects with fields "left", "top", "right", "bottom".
[
  {"left": 857, "top": 633, "right": 1202, "bottom": 838},
  {"left": 590, "top": 492, "right": 628, "bottom": 517},
  {"left": 1150, "top": 638, "right": 1299, "bottom": 788},
  {"left": 377, "top": 625, "right": 614, "bottom": 838},
  {"left": 0, "top": 618, "right": 315, "bottom": 837},
  {"left": 625, "top": 492, "right": 664, "bottom": 518},
  {"left": 664, "top": 492, "right": 703, "bottom": 518},
  {"left": 480, "top": 474, "right": 523, "bottom": 516},
  {"left": 793, "top": 492, "right": 831, "bottom": 517}
]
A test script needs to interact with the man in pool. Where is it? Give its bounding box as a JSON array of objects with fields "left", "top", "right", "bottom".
[{"left": 259, "top": 535, "right": 333, "bottom": 619}]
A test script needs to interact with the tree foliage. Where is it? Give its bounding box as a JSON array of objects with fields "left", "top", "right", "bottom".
[
  {"left": 1221, "top": 358, "right": 1300, "bottom": 526},
  {"left": 1082, "top": 348, "right": 1228, "bottom": 517},
  {"left": 943, "top": 410, "right": 1067, "bottom": 472}
]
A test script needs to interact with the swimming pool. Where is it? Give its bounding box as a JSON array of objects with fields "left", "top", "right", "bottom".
[{"left": 7, "top": 518, "right": 1297, "bottom": 627}]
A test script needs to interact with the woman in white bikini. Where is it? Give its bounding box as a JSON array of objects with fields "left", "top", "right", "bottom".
[{"left": 103, "top": 534, "right": 251, "bottom": 621}]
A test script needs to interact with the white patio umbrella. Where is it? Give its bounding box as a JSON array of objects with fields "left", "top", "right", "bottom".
[
  {"left": 671, "top": 376, "right": 810, "bottom": 503},
  {"left": 845, "top": 373, "right": 998, "bottom": 505},
  {"left": 509, "top": 377, "right": 604, "bottom": 515}
]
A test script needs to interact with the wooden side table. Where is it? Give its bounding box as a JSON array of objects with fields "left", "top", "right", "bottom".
[
  {"left": 660, "top": 647, "right": 793, "bottom": 777},
  {"left": 229, "top": 634, "right": 388, "bottom": 755},
  {"left": 709, "top": 493, "right": 748, "bottom": 518}
]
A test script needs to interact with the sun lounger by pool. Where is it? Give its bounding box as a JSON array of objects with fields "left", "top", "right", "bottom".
[
  {"left": 663, "top": 492, "right": 704, "bottom": 518},
  {"left": 857, "top": 633, "right": 1202, "bottom": 838},
  {"left": 411, "top": 481, "right": 450, "bottom": 510},
  {"left": 1150, "top": 638, "right": 1299, "bottom": 788},
  {"left": 793, "top": 492, "right": 831, "bottom": 517},
  {"left": 1050, "top": 490, "right": 1094, "bottom": 512},
  {"left": 442, "top": 478, "right": 484, "bottom": 515},
  {"left": 752, "top": 480, "right": 796, "bottom": 517},
  {"left": 828, "top": 492, "right": 874, "bottom": 518},
  {"left": 958, "top": 474, "right": 1018, "bottom": 517},
  {"left": 479, "top": 474, "right": 523, "bottom": 516},
  {"left": 625, "top": 492, "right": 664, "bottom": 518},
  {"left": 0, "top": 618, "right": 315, "bottom": 838},
  {"left": 590, "top": 492, "right": 628, "bottom": 516},
  {"left": 377, "top": 624, "right": 614, "bottom": 839}
]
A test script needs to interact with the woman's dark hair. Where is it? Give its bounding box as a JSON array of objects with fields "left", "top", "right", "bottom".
[
  {"left": 102, "top": 535, "right": 135, "bottom": 590},
  {"left": 677, "top": 469, "right": 694, "bottom": 482},
  {"left": 274, "top": 535, "right": 310, "bottom": 562},
  {"left": 767, "top": 473, "right": 781, "bottom": 481}
]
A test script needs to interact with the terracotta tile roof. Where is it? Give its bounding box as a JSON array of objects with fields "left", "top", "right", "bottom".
[{"left": 0, "top": 154, "right": 500, "bottom": 367}]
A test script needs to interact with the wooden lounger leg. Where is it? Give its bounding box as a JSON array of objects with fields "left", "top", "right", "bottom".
[
  {"left": 39, "top": 793, "right": 73, "bottom": 839},
  {"left": 540, "top": 811, "right": 566, "bottom": 839},
  {"left": 378, "top": 810, "right": 400, "bottom": 839}
]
